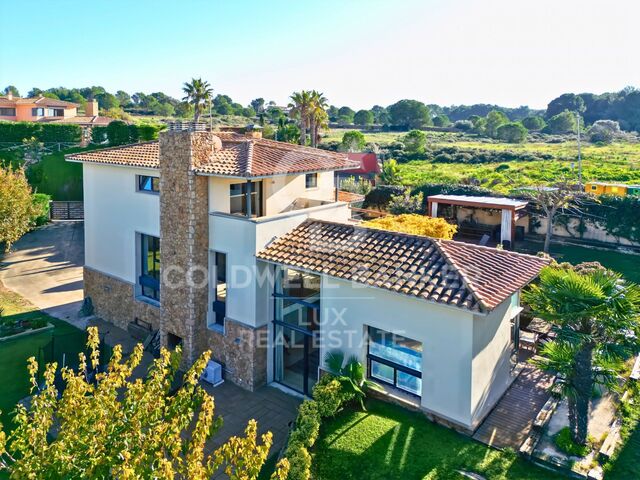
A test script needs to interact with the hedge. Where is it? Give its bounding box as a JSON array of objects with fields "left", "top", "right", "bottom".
[
  {"left": 99, "top": 121, "right": 164, "bottom": 146},
  {"left": 281, "top": 375, "right": 355, "bottom": 480},
  {"left": 579, "top": 194, "right": 640, "bottom": 243},
  {"left": 0, "top": 121, "right": 82, "bottom": 143},
  {"left": 31, "top": 193, "right": 51, "bottom": 226}
]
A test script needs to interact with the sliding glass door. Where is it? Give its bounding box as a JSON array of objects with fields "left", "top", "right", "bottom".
[{"left": 273, "top": 267, "right": 320, "bottom": 395}]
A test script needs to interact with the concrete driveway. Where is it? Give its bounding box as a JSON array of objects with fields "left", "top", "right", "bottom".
[{"left": 0, "top": 222, "right": 84, "bottom": 326}]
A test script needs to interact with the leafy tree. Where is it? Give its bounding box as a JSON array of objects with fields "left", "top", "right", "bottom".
[
  {"left": 546, "top": 110, "right": 578, "bottom": 134},
  {"left": 379, "top": 159, "right": 402, "bottom": 185},
  {"left": 107, "top": 120, "right": 132, "bottom": 146},
  {"left": 388, "top": 99, "right": 431, "bottom": 129},
  {"left": 454, "top": 119, "right": 473, "bottom": 131},
  {"left": 468, "top": 115, "right": 486, "bottom": 134},
  {"left": 2, "top": 85, "right": 19, "bottom": 97},
  {"left": 154, "top": 103, "right": 175, "bottom": 117},
  {"left": 401, "top": 129, "right": 427, "bottom": 156},
  {"left": 496, "top": 122, "right": 528, "bottom": 143},
  {"left": 94, "top": 92, "right": 120, "bottom": 111},
  {"left": 588, "top": 120, "right": 621, "bottom": 144},
  {"left": 26, "top": 87, "right": 43, "bottom": 98},
  {"left": 371, "top": 105, "right": 390, "bottom": 124},
  {"left": 340, "top": 130, "right": 366, "bottom": 152},
  {"left": 275, "top": 118, "right": 300, "bottom": 144},
  {"left": 0, "top": 327, "right": 290, "bottom": 479},
  {"left": 115, "top": 90, "right": 132, "bottom": 108},
  {"left": 522, "top": 115, "right": 546, "bottom": 131},
  {"left": 387, "top": 190, "right": 424, "bottom": 214},
  {"left": 0, "top": 167, "right": 38, "bottom": 251},
  {"left": 546, "top": 93, "right": 585, "bottom": 118},
  {"left": 432, "top": 114, "right": 451, "bottom": 127},
  {"left": 21, "top": 137, "right": 45, "bottom": 166},
  {"left": 182, "top": 78, "right": 213, "bottom": 122},
  {"left": 485, "top": 110, "right": 509, "bottom": 138},
  {"left": 524, "top": 266, "right": 640, "bottom": 446},
  {"left": 353, "top": 109, "right": 374, "bottom": 127},
  {"left": 250, "top": 98, "right": 265, "bottom": 114},
  {"left": 337, "top": 106, "right": 355, "bottom": 125},
  {"left": 364, "top": 213, "right": 457, "bottom": 239}
]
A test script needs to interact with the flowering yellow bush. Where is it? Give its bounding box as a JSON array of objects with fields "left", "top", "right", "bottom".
[
  {"left": 363, "top": 214, "right": 457, "bottom": 239},
  {"left": 0, "top": 327, "right": 289, "bottom": 480}
]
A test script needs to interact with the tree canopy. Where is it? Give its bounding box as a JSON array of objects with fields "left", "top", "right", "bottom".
[
  {"left": 388, "top": 100, "right": 432, "bottom": 129},
  {"left": 0, "top": 167, "right": 39, "bottom": 251},
  {"left": 496, "top": 122, "right": 528, "bottom": 143}
]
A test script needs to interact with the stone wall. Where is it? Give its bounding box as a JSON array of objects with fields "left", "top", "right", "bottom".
[{"left": 84, "top": 266, "right": 160, "bottom": 331}]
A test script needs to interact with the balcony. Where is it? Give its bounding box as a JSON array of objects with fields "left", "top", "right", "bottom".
[{"left": 209, "top": 199, "right": 351, "bottom": 255}]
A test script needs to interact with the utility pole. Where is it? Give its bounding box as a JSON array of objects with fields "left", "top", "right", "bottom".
[{"left": 576, "top": 111, "right": 582, "bottom": 186}]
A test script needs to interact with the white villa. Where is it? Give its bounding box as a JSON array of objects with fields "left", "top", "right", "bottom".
[{"left": 67, "top": 125, "right": 548, "bottom": 433}]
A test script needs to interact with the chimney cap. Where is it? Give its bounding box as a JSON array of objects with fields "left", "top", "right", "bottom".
[{"left": 167, "top": 121, "right": 208, "bottom": 132}]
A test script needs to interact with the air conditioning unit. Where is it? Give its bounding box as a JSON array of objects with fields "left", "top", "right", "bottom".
[{"left": 201, "top": 360, "right": 224, "bottom": 387}]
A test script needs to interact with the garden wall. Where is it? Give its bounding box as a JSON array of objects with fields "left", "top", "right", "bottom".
[{"left": 534, "top": 217, "right": 640, "bottom": 248}]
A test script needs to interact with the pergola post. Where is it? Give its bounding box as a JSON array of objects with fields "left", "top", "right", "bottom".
[
  {"left": 430, "top": 201, "right": 438, "bottom": 218},
  {"left": 245, "top": 179, "right": 252, "bottom": 218},
  {"left": 500, "top": 208, "right": 513, "bottom": 245}
]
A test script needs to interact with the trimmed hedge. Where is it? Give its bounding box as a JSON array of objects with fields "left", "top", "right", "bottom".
[
  {"left": 0, "top": 121, "right": 82, "bottom": 143},
  {"left": 31, "top": 193, "right": 51, "bottom": 226}
]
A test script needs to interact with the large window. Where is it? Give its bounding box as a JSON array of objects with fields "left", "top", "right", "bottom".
[
  {"left": 367, "top": 327, "right": 422, "bottom": 396},
  {"left": 137, "top": 175, "right": 160, "bottom": 193},
  {"left": 230, "top": 181, "right": 263, "bottom": 217},
  {"left": 31, "top": 107, "right": 45, "bottom": 116},
  {"left": 139, "top": 234, "right": 160, "bottom": 301},
  {"left": 211, "top": 252, "right": 227, "bottom": 328},
  {"left": 0, "top": 108, "right": 16, "bottom": 116}
]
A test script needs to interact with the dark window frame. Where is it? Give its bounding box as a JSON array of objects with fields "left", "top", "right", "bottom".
[
  {"left": 31, "top": 107, "right": 44, "bottom": 116},
  {"left": 211, "top": 251, "right": 227, "bottom": 327},
  {"left": 366, "top": 326, "right": 422, "bottom": 397},
  {"left": 0, "top": 108, "right": 16, "bottom": 116},
  {"left": 137, "top": 175, "right": 160, "bottom": 194},
  {"left": 305, "top": 172, "right": 318, "bottom": 189},
  {"left": 229, "top": 181, "right": 263, "bottom": 217},
  {"left": 139, "top": 234, "right": 160, "bottom": 302}
]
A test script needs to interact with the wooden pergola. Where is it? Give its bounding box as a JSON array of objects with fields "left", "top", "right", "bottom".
[{"left": 427, "top": 194, "right": 528, "bottom": 244}]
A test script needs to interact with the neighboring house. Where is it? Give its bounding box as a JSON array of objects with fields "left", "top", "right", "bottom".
[
  {"left": 67, "top": 126, "right": 548, "bottom": 433},
  {"left": 0, "top": 93, "right": 113, "bottom": 128},
  {"left": 336, "top": 152, "right": 380, "bottom": 186}
]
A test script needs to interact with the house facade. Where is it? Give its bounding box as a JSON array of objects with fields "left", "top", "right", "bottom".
[
  {"left": 68, "top": 126, "right": 548, "bottom": 432},
  {"left": 0, "top": 94, "right": 112, "bottom": 128}
]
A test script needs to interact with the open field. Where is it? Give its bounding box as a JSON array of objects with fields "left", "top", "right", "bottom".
[
  {"left": 313, "top": 399, "right": 565, "bottom": 480},
  {"left": 324, "top": 130, "right": 640, "bottom": 192}
]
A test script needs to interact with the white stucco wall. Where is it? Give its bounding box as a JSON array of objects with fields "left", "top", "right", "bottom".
[
  {"left": 208, "top": 171, "right": 335, "bottom": 216},
  {"left": 317, "top": 276, "right": 478, "bottom": 428},
  {"left": 471, "top": 294, "right": 518, "bottom": 427},
  {"left": 83, "top": 163, "right": 160, "bottom": 283}
]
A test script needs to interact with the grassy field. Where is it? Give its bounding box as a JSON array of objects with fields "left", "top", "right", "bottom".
[
  {"left": 313, "top": 400, "right": 565, "bottom": 480},
  {"left": 0, "top": 282, "right": 84, "bottom": 430},
  {"left": 324, "top": 129, "right": 640, "bottom": 192}
]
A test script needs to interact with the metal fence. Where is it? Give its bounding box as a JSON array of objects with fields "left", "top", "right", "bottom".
[{"left": 50, "top": 201, "right": 84, "bottom": 220}]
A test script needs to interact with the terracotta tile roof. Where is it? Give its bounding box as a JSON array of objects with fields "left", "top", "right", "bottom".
[
  {"left": 0, "top": 95, "right": 78, "bottom": 108},
  {"left": 256, "top": 219, "right": 550, "bottom": 313},
  {"left": 66, "top": 142, "right": 160, "bottom": 169},
  {"left": 66, "top": 132, "right": 359, "bottom": 177},
  {"left": 336, "top": 190, "right": 365, "bottom": 203},
  {"left": 46, "top": 115, "right": 114, "bottom": 126}
]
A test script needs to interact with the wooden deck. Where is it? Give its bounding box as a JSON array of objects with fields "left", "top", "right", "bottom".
[{"left": 472, "top": 365, "right": 554, "bottom": 450}]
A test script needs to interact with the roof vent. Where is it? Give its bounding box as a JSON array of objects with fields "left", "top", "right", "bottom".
[{"left": 167, "top": 121, "right": 208, "bottom": 132}]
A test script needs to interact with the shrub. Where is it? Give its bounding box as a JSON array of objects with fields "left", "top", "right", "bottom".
[
  {"left": 388, "top": 190, "right": 424, "bottom": 214},
  {"left": 554, "top": 427, "right": 592, "bottom": 457},
  {"left": 288, "top": 401, "right": 321, "bottom": 449},
  {"left": 362, "top": 185, "right": 404, "bottom": 210},
  {"left": 340, "top": 131, "right": 366, "bottom": 152},
  {"left": 106, "top": 120, "right": 131, "bottom": 145},
  {"left": 0, "top": 122, "right": 82, "bottom": 143},
  {"left": 454, "top": 119, "right": 473, "bottom": 131},
  {"left": 363, "top": 214, "right": 457, "bottom": 239},
  {"left": 31, "top": 193, "right": 51, "bottom": 226},
  {"left": 496, "top": 122, "right": 528, "bottom": 143},
  {"left": 91, "top": 126, "right": 108, "bottom": 144},
  {"left": 312, "top": 376, "right": 346, "bottom": 418},
  {"left": 284, "top": 441, "right": 311, "bottom": 480},
  {"left": 339, "top": 177, "right": 372, "bottom": 195},
  {"left": 401, "top": 129, "right": 427, "bottom": 156},
  {"left": 522, "top": 115, "right": 546, "bottom": 131}
]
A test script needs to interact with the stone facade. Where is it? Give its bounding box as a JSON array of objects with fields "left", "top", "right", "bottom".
[
  {"left": 158, "top": 130, "right": 267, "bottom": 390},
  {"left": 83, "top": 266, "right": 160, "bottom": 331}
]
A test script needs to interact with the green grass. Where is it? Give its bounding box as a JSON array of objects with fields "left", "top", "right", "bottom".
[
  {"left": 606, "top": 384, "right": 640, "bottom": 479},
  {"left": 313, "top": 400, "right": 564, "bottom": 480},
  {"left": 519, "top": 240, "right": 640, "bottom": 283},
  {"left": 0, "top": 282, "right": 84, "bottom": 430}
]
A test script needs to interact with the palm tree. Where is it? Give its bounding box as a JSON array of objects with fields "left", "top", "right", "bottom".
[
  {"left": 182, "top": 78, "right": 212, "bottom": 122},
  {"left": 324, "top": 350, "right": 382, "bottom": 410},
  {"left": 288, "top": 90, "right": 313, "bottom": 145},
  {"left": 523, "top": 265, "right": 640, "bottom": 445},
  {"left": 308, "top": 90, "right": 328, "bottom": 147}
]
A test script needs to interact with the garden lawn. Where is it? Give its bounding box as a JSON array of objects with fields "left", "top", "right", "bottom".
[
  {"left": 313, "top": 400, "right": 565, "bottom": 480},
  {"left": 0, "top": 282, "right": 84, "bottom": 430},
  {"left": 518, "top": 240, "right": 640, "bottom": 284}
]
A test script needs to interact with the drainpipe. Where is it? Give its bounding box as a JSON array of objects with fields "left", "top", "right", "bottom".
[{"left": 246, "top": 179, "right": 252, "bottom": 218}]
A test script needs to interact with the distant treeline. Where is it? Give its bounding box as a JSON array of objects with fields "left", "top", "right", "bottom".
[{"left": 3, "top": 84, "right": 639, "bottom": 132}]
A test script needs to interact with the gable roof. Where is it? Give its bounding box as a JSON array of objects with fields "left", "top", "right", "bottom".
[
  {"left": 0, "top": 95, "right": 78, "bottom": 108},
  {"left": 256, "top": 219, "right": 549, "bottom": 313},
  {"left": 66, "top": 132, "right": 359, "bottom": 177}
]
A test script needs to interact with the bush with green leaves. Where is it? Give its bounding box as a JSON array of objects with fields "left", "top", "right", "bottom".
[
  {"left": 401, "top": 129, "right": 427, "bottom": 156},
  {"left": 288, "top": 401, "right": 320, "bottom": 449},
  {"left": 340, "top": 130, "right": 366, "bottom": 152},
  {"left": 546, "top": 110, "right": 578, "bottom": 134},
  {"left": 31, "top": 193, "right": 51, "bottom": 226},
  {"left": 388, "top": 190, "right": 424, "bottom": 214},
  {"left": 339, "top": 176, "right": 372, "bottom": 195},
  {"left": 496, "top": 122, "right": 528, "bottom": 143},
  {"left": 312, "top": 375, "right": 353, "bottom": 418},
  {"left": 522, "top": 115, "right": 546, "bottom": 131},
  {"left": 323, "top": 350, "right": 382, "bottom": 410},
  {"left": 0, "top": 122, "right": 81, "bottom": 143},
  {"left": 554, "top": 427, "right": 592, "bottom": 457}
]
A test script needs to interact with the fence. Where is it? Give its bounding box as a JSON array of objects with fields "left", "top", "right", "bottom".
[{"left": 50, "top": 201, "right": 84, "bottom": 220}]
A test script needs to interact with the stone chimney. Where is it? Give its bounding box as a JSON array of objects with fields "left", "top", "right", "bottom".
[
  {"left": 245, "top": 124, "right": 263, "bottom": 139},
  {"left": 158, "top": 129, "right": 211, "bottom": 365},
  {"left": 6, "top": 91, "right": 12, "bottom": 101},
  {"left": 86, "top": 99, "right": 99, "bottom": 116}
]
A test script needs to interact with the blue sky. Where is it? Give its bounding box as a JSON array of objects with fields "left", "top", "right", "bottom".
[{"left": 1, "top": 0, "right": 637, "bottom": 109}]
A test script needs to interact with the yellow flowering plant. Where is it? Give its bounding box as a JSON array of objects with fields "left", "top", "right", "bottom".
[
  {"left": 0, "top": 327, "right": 289, "bottom": 480},
  {"left": 363, "top": 214, "right": 457, "bottom": 239}
]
